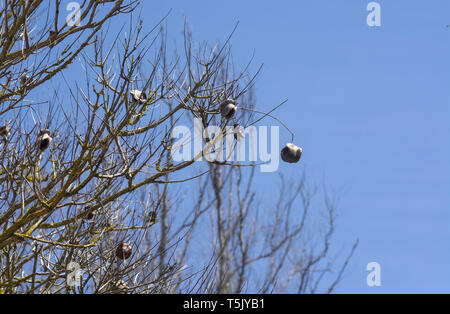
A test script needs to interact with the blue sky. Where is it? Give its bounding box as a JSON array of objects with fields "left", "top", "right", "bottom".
[{"left": 136, "top": 0, "right": 450, "bottom": 293}]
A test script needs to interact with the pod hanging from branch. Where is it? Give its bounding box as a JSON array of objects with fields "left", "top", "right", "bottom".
[
  {"left": 20, "top": 72, "right": 31, "bottom": 94},
  {"left": 281, "top": 143, "right": 302, "bottom": 163},
  {"left": 233, "top": 123, "right": 244, "bottom": 141},
  {"left": 0, "top": 125, "right": 10, "bottom": 141},
  {"left": 20, "top": 72, "right": 30, "bottom": 87},
  {"left": 238, "top": 100, "right": 302, "bottom": 164},
  {"left": 220, "top": 99, "right": 237, "bottom": 120},
  {"left": 130, "top": 89, "right": 147, "bottom": 104},
  {"left": 116, "top": 242, "right": 132, "bottom": 260},
  {"left": 85, "top": 207, "right": 96, "bottom": 220},
  {"left": 37, "top": 129, "right": 52, "bottom": 151}
]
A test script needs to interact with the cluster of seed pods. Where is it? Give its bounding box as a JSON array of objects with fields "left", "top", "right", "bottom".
[{"left": 219, "top": 99, "right": 302, "bottom": 164}]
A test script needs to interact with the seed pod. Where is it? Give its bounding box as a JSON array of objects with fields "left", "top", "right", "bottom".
[
  {"left": 130, "top": 89, "right": 147, "bottom": 104},
  {"left": 281, "top": 143, "right": 302, "bottom": 163},
  {"left": 86, "top": 211, "right": 94, "bottom": 220},
  {"left": 37, "top": 129, "right": 52, "bottom": 151},
  {"left": 85, "top": 207, "right": 96, "bottom": 220},
  {"left": 20, "top": 73, "right": 30, "bottom": 87},
  {"left": 233, "top": 123, "right": 245, "bottom": 141},
  {"left": 19, "top": 72, "right": 31, "bottom": 93},
  {"left": 220, "top": 99, "right": 237, "bottom": 120},
  {"left": 0, "top": 125, "right": 10, "bottom": 141},
  {"left": 116, "top": 242, "right": 132, "bottom": 260},
  {"left": 148, "top": 211, "right": 157, "bottom": 223}
]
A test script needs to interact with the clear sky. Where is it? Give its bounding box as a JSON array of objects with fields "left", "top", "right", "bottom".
[{"left": 134, "top": 0, "right": 450, "bottom": 293}]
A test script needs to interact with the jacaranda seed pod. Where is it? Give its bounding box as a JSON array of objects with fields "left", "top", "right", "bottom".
[
  {"left": 37, "top": 129, "right": 52, "bottom": 151},
  {"left": 281, "top": 143, "right": 302, "bottom": 163},
  {"left": 116, "top": 242, "right": 132, "bottom": 260},
  {"left": 220, "top": 99, "right": 237, "bottom": 120}
]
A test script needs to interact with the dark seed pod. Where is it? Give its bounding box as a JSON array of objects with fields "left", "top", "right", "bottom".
[
  {"left": 220, "top": 99, "right": 237, "bottom": 120},
  {"left": 233, "top": 123, "right": 244, "bottom": 141},
  {"left": 85, "top": 207, "right": 96, "bottom": 220},
  {"left": 116, "top": 242, "right": 132, "bottom": 260},
  {"left": 0, "top": 125, "right": 10, "bottom": 141},
  {"left": 281, "top": 143, "right": 302, "bottom": 163},
  {"left": 20, "top": 73, "right": 30, "bottom": 87},
  {"left": 130, "top": 90, "right": 147, "bottom": 104},
  {"left": 149, "top": 211, "right": 157, "bottom": 223},
  {"left": 37, "top": 129, "right": 52, "bottom": 151},
  {"left": 19, "top": 72, "right": 31, "bottom": 93}
]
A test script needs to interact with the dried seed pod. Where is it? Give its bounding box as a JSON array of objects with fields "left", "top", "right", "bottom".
[
  {"left": 85, "top": 207, "right": 96, "bottom": 220},
  {"left": 0, "top": 125, "right": 10, "bottom": 141},
  {"left": 281, "top": 143, "right": 302, "bottom": 163},
  {"left": 233, "top": 124, "right": 244, "bottom": 141},
  {"left": 19, "top": 72, "right": 31, "bottom": 94},
  {"left": 115, "top": 242, "right": 132, "bottom": 260},
  {"left": 20, "top": 73, "right": 31, "bottom": 87},
  {"left": 130, "top": 89, "right": 147, "bottom": 104},
  {"left": 148, "top": 211, "right": 157, "bottom": 223},
  {"left": 220, "top": 99, "right": 237, "bottom": 120},
  {"left": 37, "top": 129, "right": 52, "bottom": 151}
]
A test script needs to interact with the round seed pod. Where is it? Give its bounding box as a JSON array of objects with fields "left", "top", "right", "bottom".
[
  {"left": 85, "top": 207, "right": 96, "bottom": 220},
  {"left": 130, "top": 89, "right": 147, "bottom": 103},
  {"left": 20, "top": 73, "right": 31, "bottom": 88},
  {"left": 0, "top": 125, "right": 10, "bottom": 141},
  {"left": 116, "top": 242, "right": 132, "bottom": 260},
  {"left": 220, "top": 99, "right": 237, "bottom": 120},
  {"left": 281, "top": 143, "right": 302, "bottom": 163},
  {"left": 37, "top": 129, "right": 52, "bottom": 151}
]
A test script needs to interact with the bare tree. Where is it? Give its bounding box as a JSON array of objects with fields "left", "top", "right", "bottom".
[{"left": 0, "top": 1, "right": 356, "bottom": 294}]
